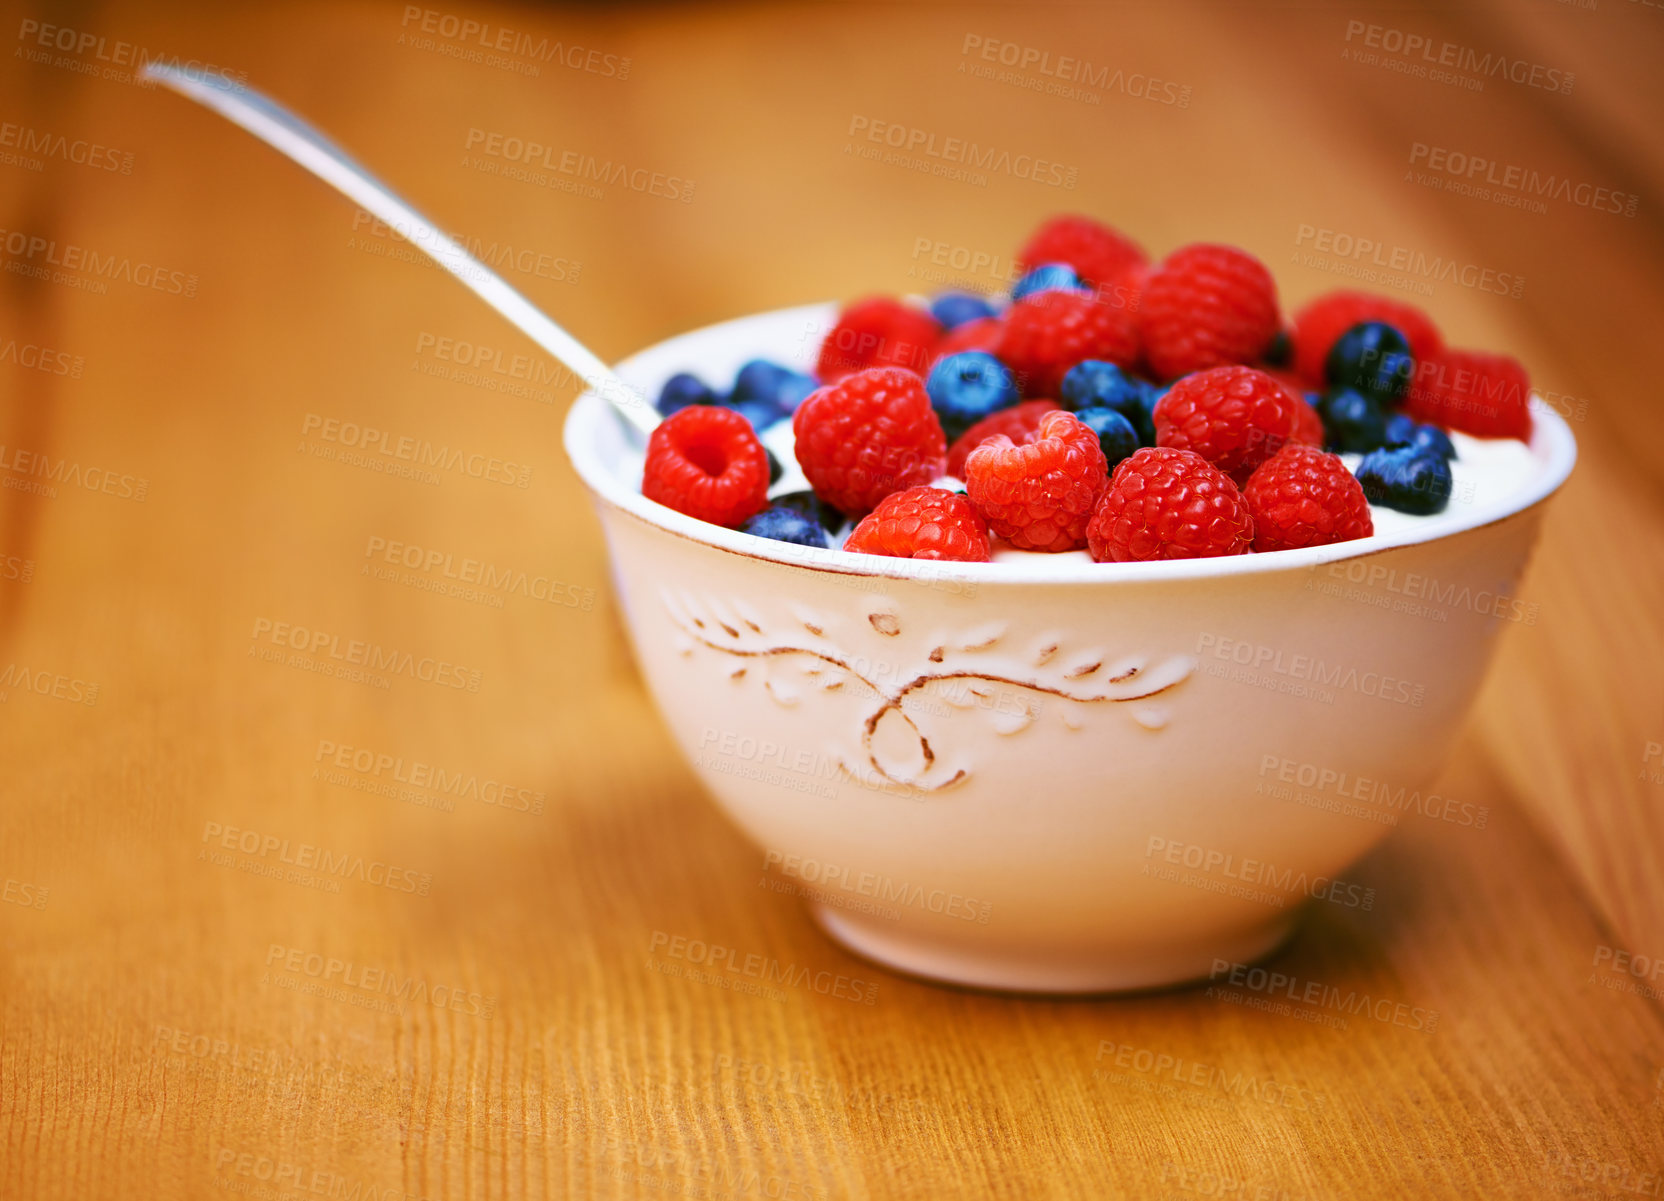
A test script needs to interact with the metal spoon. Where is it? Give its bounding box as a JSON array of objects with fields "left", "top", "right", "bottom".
[{"left": 139, "top": 63, "right": 660, "bottom": 439}]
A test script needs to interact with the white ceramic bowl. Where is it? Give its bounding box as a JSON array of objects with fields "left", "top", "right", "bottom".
[{"left": 564, "top": 303, "right": 1576, "bottom": 994}]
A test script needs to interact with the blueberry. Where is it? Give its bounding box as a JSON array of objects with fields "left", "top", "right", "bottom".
[
  {"left": 777, "top": 373, "right": 818, "bottom": 411},
  {"left": 1012, "top": 262, "right": 1085, "bottom": 301},
  {"left": 771, "top": 489, "right": 844, "bottom": 530},
  {"left": 1325, "top": 321, "right": 1414, "bottom": 403},
  {"left": 930, "top": 291, "right": 997, "bottom": 330},
  {"left": 724, "top": 397, "right": 787, "bottom": 433},
  {"left": 1060, "top": 360, "right": 1156, "bottom": 445},
  {"left": 732, "top": 359, "right": 788, "bottom": 400},
  {"left": 1355, "top": 448, "right": 1453, "bottom": 515},
  {"left": 1383, "top": 415, "right": 1456, "bottom": 459},
  {"left": 741, "top": 505, "right": 830, "bottom": 549},
  {"left": 1060, "top": 359, "right": 1140, "bottom": 411},
  {"left": 1318, "top": 388, "right": 1388, "bottom": 454},
  {"left": 1412, "top": 424, "right": 1456, "bottom": 460},
  {"left": 926, "top": 351, "right": 1018, "bottom": 439},
  {"left": 657, "top": 371, "right": 718, "bottom": 416},
  {"left": 733, "top": 359, "right": 817, "bottom": 412},
  {"left": 1073, "top": 407, "right": 1139, "bottom": 471},
  {"left": 1263, "top": 329, "right": 1292, "bottom": 368},
  {"left": 1134, "top": 387, "right": 1164, "bottom": 446},
  {"left": 766, "top": 448, "right": 783, "bottom": 487}
]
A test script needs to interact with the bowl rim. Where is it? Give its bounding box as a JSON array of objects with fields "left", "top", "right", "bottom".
[{"left": 563, "top": 303, "right": 1578, "bottom": 585}]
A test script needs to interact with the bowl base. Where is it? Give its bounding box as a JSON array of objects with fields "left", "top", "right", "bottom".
[{"left": 810, "top": 904, "right": 1302, "bottom": 996}]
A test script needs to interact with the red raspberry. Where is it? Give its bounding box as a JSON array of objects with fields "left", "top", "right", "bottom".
[
  {"left": 1138, "top": 244, "right": 1281, "bottom": 380},
  {"left": 932, "top": 315, "right": 1003, "bottom": 365},
  {"left": 1153, "top": 365, "right": 1302, "bottom": 486},
  {"left": 642, "top": 406, "right": 771, "bottom": 528},
  {"left": 1243, "top": 444, "right": 1374, "bottom": 553},
  {"left": 964, "top": 410, "right": 1108, "bottom": 552},
  {"left": 996, "top": 291, "right": 1139, "bottom": 398},
  {"left": 1262, "top": 369, "right": 1325, "bottom": 447},
  {"left": 1261, "top": 366, "right": 1307, "bottom": 396},
  {"left": 1403, "top": 348, "right": 1532, "bottom": 440},
  {"left": 844, "top": 487, "right": 990, "bottom": 562},
  {"left": 1016, "top": 215, "right": 1147, "bottom": 288},
  {"left": 1095, "top": 261, "right": 1148, "bottom": 318},
  {"left": 816, "top": 297, "right": 941, "bottom": 382},
  {"left": 1291, "top": 396, "right": 1326, "bottom": 448},
  {"left": 1290, "top": 290, "right": 1443, "bottom": 386},
  {"left": 792, "top": 367, "right": 947, "bottom": 515},
  {"left": 1087, "top": 447, "right": 1255, "bottom": 562},
  {"left": 946, "top": 400, "right": 1059, "bottom": 478}
]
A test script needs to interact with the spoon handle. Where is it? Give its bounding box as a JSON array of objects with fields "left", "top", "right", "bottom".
[{"left": 140, "top": 63, "right": 660, "bottom": 439}]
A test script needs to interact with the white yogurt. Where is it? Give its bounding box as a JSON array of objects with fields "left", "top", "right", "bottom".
[
  {"left": 633, "top": 417, "right": 1542, "bottom": 561},
  {"left": 1339, "top": 431, "right": 1539, "bottom": 539}
]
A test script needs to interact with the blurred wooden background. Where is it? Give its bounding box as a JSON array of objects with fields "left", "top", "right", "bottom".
[{"left": 2, "top": 1, "right": 1663, "bottom": 1197}]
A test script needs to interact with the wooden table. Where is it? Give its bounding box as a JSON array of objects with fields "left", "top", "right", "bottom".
[{"left": 4, "top": 2, "right": 1663, "bottom": 1197}]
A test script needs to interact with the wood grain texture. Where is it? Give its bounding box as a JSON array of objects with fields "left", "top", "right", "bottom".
[{"left": 2, "top": 1, "right": 1663, "bottom": 1198}]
